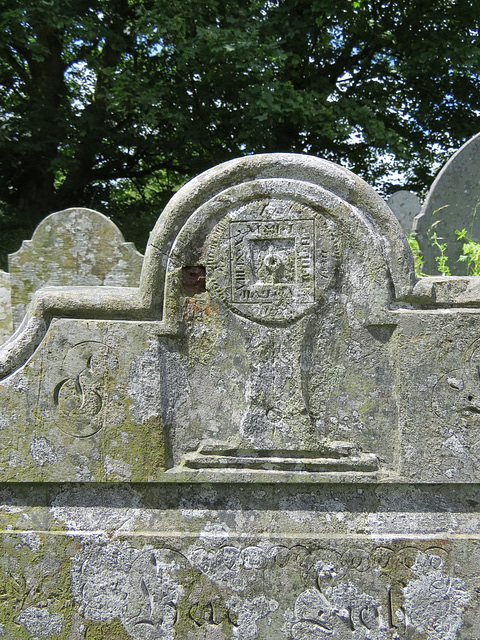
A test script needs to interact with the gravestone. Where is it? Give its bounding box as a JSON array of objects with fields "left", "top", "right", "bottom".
[
  {"left": 8, "top": 207, "right": 144, "bottom": 329},
  {"left": 0, "top": 270, "right": 12, "bottom": 344},
  {"left": 414, "top": 132, "right": 480, "bottom": 275},
  {"left": 1, "top": 153, "right": 480, "bottom": 639},
  {"left": 386, "top": 190, "right": 421, "bottom": 234}
]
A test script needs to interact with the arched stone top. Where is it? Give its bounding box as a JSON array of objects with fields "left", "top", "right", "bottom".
[
  {"left": 14, "top": 207, "right": 128, "bottom": 249},
  {"left": 1, "top": 154, "right": 416, "bottom": 379},
  {"left": 140, "top": 154, "right": 415, "bottom": 314}
]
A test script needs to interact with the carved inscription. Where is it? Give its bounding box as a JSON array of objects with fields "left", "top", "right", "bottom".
[
  {"left": 230, "top": 220, "right": 314, "bottom": 304},
  {"left": 189, "top": 600, "right": 237, "bottom": 627},
  {"left": 71, "top": 543, "right": 189, "bottom": 640},
  {"left": 68, "top": 540, "right": 472, "bottom": 639},
  {"left": 286, "top": 544, "right": 470, "bottom": 639},
  {"left": 207, "top": 198, "right": 339, "bottom": 324},
  {"left": 53, "top": 341, "right": 118, "bottom": 437}
]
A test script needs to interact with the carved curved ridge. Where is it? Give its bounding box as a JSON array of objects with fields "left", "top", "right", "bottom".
[
  {"left": 0, "top": 287, "right": 143, "bottom": 380},
  {"left": 1, "top": 153, "right": 415, "bottom": 380},
  {"left": 142, "top": 153, "right": 415, "bottom": 312}
]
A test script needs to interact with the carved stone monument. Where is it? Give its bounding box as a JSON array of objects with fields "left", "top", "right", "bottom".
[
  {"left": 8, "top": 207, "right": 144, "bottom": 329},
  {"left": 414, "top": 132, "right": 480, "bottom": 275},
  {"left": 386, "top": 190, "right": 421, "bottom": 234},
  {"left": 1, "top": 154, "right": 480, "bottom": 639}
]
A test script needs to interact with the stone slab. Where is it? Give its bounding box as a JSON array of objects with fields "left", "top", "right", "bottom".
[
  {"left": 0, "top": 269, "right": 12, "bottom": 344},
  {"left": 1, "top": 484, "right": 480, "bottom": 639},
  {"left": 1, "top": 154, "right": 479, "bottom": 640},
  {"left": 414, "top": 132, "right": 480, "bottom": 275},
  {"left": 386, "top": 190, "right": 421, "bottom": 234},
  {"left": 8, "top": 207, "right": 144, "bottom": 329},
  {"left": 4, "top": 307, "right": 480, "bottom": 484}
]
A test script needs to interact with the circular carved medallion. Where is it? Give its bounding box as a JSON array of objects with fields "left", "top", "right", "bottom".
[{"left": 207, "top": 198, "right": 339, "bottom": 324}]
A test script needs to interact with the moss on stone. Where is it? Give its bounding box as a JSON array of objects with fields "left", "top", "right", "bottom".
[
  {"left": 100, "top": 411, "right": 168, "bottom": 479},
  {"left": 82, "top": 618, "right": 132, "bottom": 639}
]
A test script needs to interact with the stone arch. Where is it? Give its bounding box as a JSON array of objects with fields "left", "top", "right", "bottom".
[
  {"left": 0, "top": 153, "right": 415, "bottom": 380},
  {"left": 139, "top": 153, "right": 414, "bottom": 321}
]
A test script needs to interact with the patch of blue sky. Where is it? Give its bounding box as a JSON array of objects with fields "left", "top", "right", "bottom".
[{"left": 64, "top": 61, "right": 96, "bottom": 112}]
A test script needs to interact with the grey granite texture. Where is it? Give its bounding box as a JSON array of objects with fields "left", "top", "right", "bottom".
[
  {"left": 0, "top": 154, "right": 480, "bottom": 639},
  {"left": 414, "top": 132, "right": 480, "bottom": 275},
  {"left": 386, "top": 190, "right": 421, "bottom": 234}
]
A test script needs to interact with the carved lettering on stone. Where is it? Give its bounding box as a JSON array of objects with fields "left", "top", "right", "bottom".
[
  {"left": 208, "top": 199, "right": 339, "bottom": 324},
  {"left": 71, "top": 543, "right": 187, "bottom": 640},
  {"left": 69, "top": 540, "right": 472, "bottom": 640},
  {"left": 53, "top": 341, "right": 118, "bottom": 437}
]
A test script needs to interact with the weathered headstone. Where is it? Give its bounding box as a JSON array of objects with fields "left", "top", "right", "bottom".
[
  {"left": 414, "top": 132, "right": 480, "bottom": 275},
  {"left": 8, "top": 207, "right": 144, "bottom": 329},
  {"left": 0, "top": 269, "right": 12, "bottom": 344},
  {"left": 386, "top": 190, "right": 421, "bottom": 234},
  {"left": 1, "top": 154, "right": 480, "bottom": 638}
]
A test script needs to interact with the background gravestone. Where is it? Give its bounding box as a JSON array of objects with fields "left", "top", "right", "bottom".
[
  {"left": 386, "top": 190, "right": 422, "bottom": 234},
  {"left": 0, "top": 270, "right": 12, "bottom": 344},
  {"left": 8, "top": 207, "right": 144, "bottom": 329},
  {"left": 1, "top": 154, "right": 480, "bottom": 638},
  {"left": 414, "top": 132, "right": 480, "bottom": 275}
]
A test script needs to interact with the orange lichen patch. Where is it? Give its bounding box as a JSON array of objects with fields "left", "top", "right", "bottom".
[{"left": 183, "top": 296, "right": 215, "bottom": 323}]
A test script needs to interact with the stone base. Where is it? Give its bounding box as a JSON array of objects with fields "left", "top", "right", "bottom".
[
  {"left": 1, "top": 483, "right": 479, "bottom": 639},
  {"left": 182, "top": 442, "right": 379, "bottom": 473}
]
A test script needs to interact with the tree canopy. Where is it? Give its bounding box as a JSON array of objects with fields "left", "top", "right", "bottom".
[{"left": 0, "top": 0, "right": 479, "bottom": 266}]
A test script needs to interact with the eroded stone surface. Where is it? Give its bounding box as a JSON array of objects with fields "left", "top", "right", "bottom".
[
  {"left": 0, "top": 269, "right": 12, "bottom": 344},
  {"left": 1, "top": 154, "right": 480, "bottom": 639},
  {"left": 0, "top": 483, "right": 479, "bottom": 640},
  {"left": 8, "top": 207, "right": 143, "bottom": 328}
]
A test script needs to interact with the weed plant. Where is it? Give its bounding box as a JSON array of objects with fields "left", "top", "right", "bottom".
[{"left": 409, "top": 202, "right": 480, "bottom": 277}]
